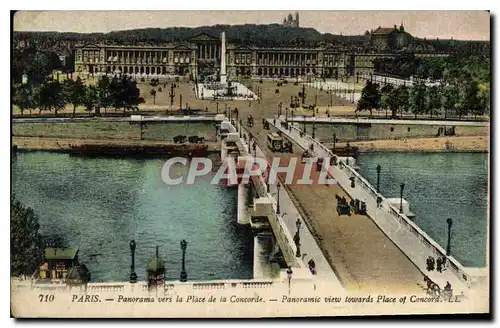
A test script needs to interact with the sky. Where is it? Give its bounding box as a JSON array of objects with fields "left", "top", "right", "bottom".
[{"left": 13, "top": 10, "right": 490, "bottom": 41}]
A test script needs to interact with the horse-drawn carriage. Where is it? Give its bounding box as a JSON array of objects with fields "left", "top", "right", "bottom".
[
  {"left": 262, "top": 119, "right": 270, "bottom": 130},
  {"left": 188, "top": 136, "right": 205, "bottom": 144},
  {"left": 247, "top": 115, "right": 254, "bottom": 127},
  {"left": 301, "top": 149, "right": 313, "bottom": 163}
]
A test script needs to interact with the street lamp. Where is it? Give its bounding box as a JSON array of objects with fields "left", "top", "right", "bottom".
[
  {"left": 446, "top": 218, "right": 453, "bottom": 256},
  {"left": 286, "top": 267, "right": 293, "bottom": 295},
  {"left": 276, "top": 183, "right": 281, "bottom": 215},
  {"left": 285, "top": 107, "right": 289, "bottom": 123},
  {"left": 332, "top": 131, "right": 336, "bottom": 153},
  {"left": 180, "top": 240, "right": 188, "bottom": 282},
  {"left": 376, "top": 165, "right": 381, "bottom": 193},
  {"left": 129, "top": 240, "right": 138, "bottom": 283},
  {"left": 312, "top": 120, "right": 316, "bottom": 139},
  {"left": 239, "top": 119, "right": 242, "bottom": 138},
  {"left": 399, "top": 183, "right": 405, "bottom": 214},
  {"left": 296, "top": 218, "right": 302, "bottom": 232}
]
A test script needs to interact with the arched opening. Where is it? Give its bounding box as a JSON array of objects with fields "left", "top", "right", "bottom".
[
  {"left": 140, "top": 66, "right": 145, "bottom": 74},
  {"left": 285, "top": 68, "right": 289, "bottom": 76},
  {"left": 145, "top": 67, "right": 150, "bottom": 75},
  {"left": 258, "top": 67, "right": 262, "bottom": 76},
  {"left": 123, "top": 67, "right": 128, "bottom": 74},
  {"left": 162, "top": 67, "right": 166, "bottom": 75}
]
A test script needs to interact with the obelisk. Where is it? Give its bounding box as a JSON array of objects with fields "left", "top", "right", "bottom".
[{"left": 220, "top": 31, "right": 227, "bottom": 85}]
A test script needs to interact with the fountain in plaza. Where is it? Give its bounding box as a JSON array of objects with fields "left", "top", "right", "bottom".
[{"left": 196, "top": 32, "right": 256, "bottom": 101}]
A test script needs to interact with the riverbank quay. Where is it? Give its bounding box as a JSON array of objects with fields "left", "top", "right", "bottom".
[
  {"left": 12, "top": 137, "right": 220, "bottom": 154},
  {"left": 348, "top": 136, "right": 489, "bottom": 153}
]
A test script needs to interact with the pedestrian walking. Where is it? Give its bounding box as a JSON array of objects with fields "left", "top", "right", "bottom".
[{"left": 436, "top": 257, "right": 443, "bottom": 273}]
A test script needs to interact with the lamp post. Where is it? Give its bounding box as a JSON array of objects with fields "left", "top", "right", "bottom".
[
  {"left": 216, "top": 101, "right": 219, "bottom": 114},
  {"left": 180, "top": 240, "right": 188, "bottom": 282},
  {"left": 399, "top": 183, "right": 405, "bottom": 214},
  {"left": 376, "top": 165, "right": 381, "bottom": 193},
  {"left": 285, "top": 107, "right": 289, "bottom": 123},
  {"left": 286, "top": 267, "right": 293, "bottom": 295},
  {"left": 303, "top": 119, "right": 307, "bottom": 134},
  {"left": 296, "top": 218, "right": 302, "bottom": 231},
  {"left": 312, "top": 120, "right": 315, "bottom": 139},
  {"left": 332, "top": 132, "right": 336, "bottom": 153},
  {"left": 276, "top": 183, "right": 281, "bottom": 215},
  {"left": 446, "top": 218, "right": 453, "bottom": 256},
  {"left": 129, "top": 240, "right": 138, "bottom": 283},
  {"left": 239, "top": 119, "right": 242, "bottom": 138},
  {"left": 345, "top": 142, "right": 350, "bottom": 165}
]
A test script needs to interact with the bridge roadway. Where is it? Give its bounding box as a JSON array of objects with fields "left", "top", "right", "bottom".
[
  {"left": 268, "top": 117, "right": 474, "bottom": 295},
  {"left": 234, "top": 123, "right": 343, "bottom": 290},
  {"left": 240, "top": 119, "right": 425, "bottom": 293}
]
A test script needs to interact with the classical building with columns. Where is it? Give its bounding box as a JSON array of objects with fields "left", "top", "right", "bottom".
[{"left": 74, "top": 31, "right": 447, "bottom": 80}]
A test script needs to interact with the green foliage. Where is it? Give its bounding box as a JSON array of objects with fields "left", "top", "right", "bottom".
[
  {"left": 13, "top": 84, "right": 36, "bottom": 115},
  {"left": 38, "top": 79, "right": 65, "bottom": 115},
  {"left": 11, "top": 195, "right": 42, "bottom": 277},
  {"left": 83, "top": 85, "right": 99, "bottom": 114},
  {"left": 427, "top": 85, "right": 442, "bottom": 117},
  {"left": 356, "top": 81, "right": 380, "bottom": 116},
  {"left": 396, "top": 85, "right": 409, "bottom": 115},
  {"left": 409, "top": 81, "right": 427, "bottom": 118}
]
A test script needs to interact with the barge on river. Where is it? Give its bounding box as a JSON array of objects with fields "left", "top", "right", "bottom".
[{"left": 69, "top": 143, "right": 210, "bottom": 157}]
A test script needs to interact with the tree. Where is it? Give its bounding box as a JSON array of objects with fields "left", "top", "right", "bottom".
[
  {"left": 38, "top": 79, "right": 65, "bottom": 116},
  {"left": 442, "top": 83, "right": 459, "bottom": 120},
  {"left": 477, "top": 85, "right": 490, "bottom": 117},
  {"left": 427, "top": 85, "right": 442, "bottom": 118},
  {"left": 13, "top": 84, "right": 36, "bottom": 116},
  {"left": 356, "top": 80, "right": 380, "bottom": 117},
  {"left": 380, "top": 84, "right": 393, "bottom": 118},
  {"left": 11, "top": 194, "right": 42, "bottom": 277},
  {"left": 62, "top": 77, "right": 86, "bottom": 117},
  {"left": 457, "top": 78, "right": 480, "bottom": 119},
  {"left": 409, "top": 81, "right": 427, "bottom": 119},
  {"left": 83, "top": 85, "right": 99, "bottom": 116},
  {"left": 97, "top": 75, "right": 112, "bottom": 115},
  {"left": 150, "top": 89, "right": 157, "bottom": 105},
  {"left": 396, "top": 85, "right": 409, "bottom": 117}
]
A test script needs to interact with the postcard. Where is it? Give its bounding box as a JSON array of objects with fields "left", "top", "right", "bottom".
[{"left": 11, "top": 10, "right": 490, "bottom": 318}]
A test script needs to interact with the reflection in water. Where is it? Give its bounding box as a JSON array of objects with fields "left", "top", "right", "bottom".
[
  {"left": 12, "top": 152, "right": 254, "bottom": 282},
  {"left": 357, "top": 152, "right": 488, "bottom": 267}
]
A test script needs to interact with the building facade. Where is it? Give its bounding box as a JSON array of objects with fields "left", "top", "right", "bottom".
[{"left": 74, "top": 28, "right": 447, "bottom": 80}]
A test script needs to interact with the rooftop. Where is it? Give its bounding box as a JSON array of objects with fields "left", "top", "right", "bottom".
[{"left": 44, "top": 247, "right": 79, "bottom": 260}]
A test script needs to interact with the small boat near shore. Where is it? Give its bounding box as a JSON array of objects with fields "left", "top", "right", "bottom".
[{"left": 69, "top": 143, "right": 209, "bottom": 158}]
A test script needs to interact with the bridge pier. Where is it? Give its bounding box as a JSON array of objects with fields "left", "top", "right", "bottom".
[
  {"left": 237, "top": 183, "right": 250, "bottom": 225},
  {"left": 253, "top": 234, "right": 280, "bottom": 279}
]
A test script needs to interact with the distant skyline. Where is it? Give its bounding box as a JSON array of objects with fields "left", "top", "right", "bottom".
[{"left": 13, "top": 10, "right": 490, "bottom": 41}]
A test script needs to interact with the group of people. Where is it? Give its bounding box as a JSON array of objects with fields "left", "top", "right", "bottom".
[{"left": 426, "top": 255, "right": 447, "bottom": 273}]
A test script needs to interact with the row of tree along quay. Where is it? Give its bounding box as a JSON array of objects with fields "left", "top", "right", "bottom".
[
  {"left": 356, "top": 77, "right": 488, "bottom": 121},
  {"left": 358, "top": 52, "right": 490, "bottom": 120},
  {"left": 13, "top": 75, "right": 142, "bottom": 117}
]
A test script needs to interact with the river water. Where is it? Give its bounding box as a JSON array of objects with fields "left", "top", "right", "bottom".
[
  {"left": 356, "top": 152, "right": 489, "bottom": 267},
  {"left": 12, "top": 151, "right": 254, "bottom": 282}
]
